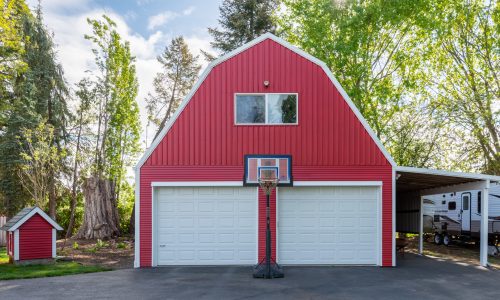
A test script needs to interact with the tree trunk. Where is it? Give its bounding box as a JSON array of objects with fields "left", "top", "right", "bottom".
[
  {"left": 129, "top": 204, "right": 135, "bottom": 235},
  {"left": 48, "top": 173, "right": 56, "bottom": 220},
  {"left": 66, "top": 115, "right": 83, "bottom": 238},
  {"left": 76, "top": 176, "right": 120, "bottom": 239}
]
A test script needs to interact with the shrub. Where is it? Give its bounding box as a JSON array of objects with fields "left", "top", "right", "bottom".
[
  {"left": 96, "top": 239, "right": 109, "bottom": 249},
  {"left": 72, "top": 242, "right": 79, "bottom": 250}
]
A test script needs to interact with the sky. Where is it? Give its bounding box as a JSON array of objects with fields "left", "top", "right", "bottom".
[{"left": 26, "top": 0, "right": 223, "bottom": 146}]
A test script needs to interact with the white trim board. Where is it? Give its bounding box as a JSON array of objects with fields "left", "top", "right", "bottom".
[
  {"left": 134, "top": 33, "right": 396, "bottom": 170},
  {"left": 8, "top": 207, "right": 63, "bottom": 232},
  {"left": 151, "top": 181, "right": 243, "bottom": 187},
  {"left": 14, "top": 230, "right": 19, "bottom": 261},
  {"left": 52, "top": 228, "right": 57, "bottom": 258},
  {"left": 134, "top": 167, "right": 140, "bottom": 268}
]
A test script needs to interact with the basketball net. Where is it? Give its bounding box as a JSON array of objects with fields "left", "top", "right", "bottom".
[{"left": 258, "top": 178, "right": 279, "bottom": 195}]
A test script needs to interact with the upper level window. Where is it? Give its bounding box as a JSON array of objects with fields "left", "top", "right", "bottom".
[{"left": 235, "top": 94, "right": 297, "bottom": 124}]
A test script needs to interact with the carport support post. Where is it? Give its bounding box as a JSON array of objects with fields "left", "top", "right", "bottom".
[
  {"left": 419, "top": 196, "right": 423, "bottom": 255},
  {"left": 480, "top": 180, "right": 490, "bottom": 267}
]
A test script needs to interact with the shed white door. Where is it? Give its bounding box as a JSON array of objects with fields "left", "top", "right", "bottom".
[
  {"left": 278, "top": 186, "right": 379, "bottom": 265},
  {"left": 156, "top": 187, "right": 257, "bottom": 265}
]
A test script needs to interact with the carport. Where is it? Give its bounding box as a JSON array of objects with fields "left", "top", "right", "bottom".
[{"left": 395, "top": 166, "right": 500, "bottom": 267}]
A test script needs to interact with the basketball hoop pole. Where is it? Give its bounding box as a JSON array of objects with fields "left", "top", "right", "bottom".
[
  {"left": 265, "top": 187, "right": 271, "bottom": 278},
  {"left": 253, "top": 178, "right": 284, "bottom": 279}
]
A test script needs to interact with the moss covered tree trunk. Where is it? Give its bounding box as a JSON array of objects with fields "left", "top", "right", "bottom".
[{"left": 76, "top": 176, "right": 120, "bottom": 239}]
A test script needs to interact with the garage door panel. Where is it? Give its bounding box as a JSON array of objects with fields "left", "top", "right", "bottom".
[
  {"left": 156, "top": 187, "right": 257, "bottom": 265},
  {"left": 217, "top": 217, "right": 234, "bottom": 227},
  {"left": 238, "top": 217, "right": 254, "bottom": 228},
  {"left": 278, "top": 186, "right": 378, "bottom": 265}
]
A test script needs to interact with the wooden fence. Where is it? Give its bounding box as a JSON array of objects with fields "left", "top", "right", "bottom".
[{"left": 0, "top": 216, "right": 6, "bottom": 246}]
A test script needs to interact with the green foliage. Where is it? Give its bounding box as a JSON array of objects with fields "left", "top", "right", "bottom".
[
  {"left": 72, "top": 242, "right": 79, "bottom": 250},
  {"left": 96, "top": 239, "right": 109, "bottom": 248},
  {"left": 87, "top": 239, "right": 109, "bottom": 253},
  {"left": 117, "top": 182, "right": 134, "bottom": 234},
  {"left": 0, "top": 2, "right": 69, "bottom": 216},
  {"left": 208, "top": 0, "right": 278, "bottom": 54},
  {"left": 17, "top": 122, "right": 66, "bottom": 207},
  {"left": 277, "top": 0, "right": 441, "bottom": 168},
  {"left": 116, "top": 242, "right": 126, "bottom": 249},
  {"left": 84, "top": 14, "right": 141, "bottom": 195},
  {"left": 56, "top": 191, "right": 84, "bottom": 237},
  {"left": 0, "top": 247, "right": 8, "bottom": 264},
  {"left": 420, "top": 0, "right": 500, "bottom": 174}
]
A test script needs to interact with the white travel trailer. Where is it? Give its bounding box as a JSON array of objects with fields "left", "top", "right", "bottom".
[{"left": 423, "top": 183, "right": 500, "bottom": 246}]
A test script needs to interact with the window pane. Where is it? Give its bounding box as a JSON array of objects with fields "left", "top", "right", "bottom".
[
  {"left": 462, "top": 195, "right": 469, "bottom": 210},
  {"left": 236, "top": 95, "right": 265, "bottom": 123},
  {"left": 448, "top": 202, "right": 456, "bottom": 210},
  {"left": 267, "top": 94, "right": 297, "bottom": 124},
  {"left": 478, "top": 192, "right": 481, "bottom": 213}
]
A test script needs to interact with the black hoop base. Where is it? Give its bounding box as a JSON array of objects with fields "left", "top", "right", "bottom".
[{"left": 253, "top": 258, "right": 284, "bottom": 279}]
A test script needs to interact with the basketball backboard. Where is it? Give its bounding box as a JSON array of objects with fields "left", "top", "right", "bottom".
[{"left": 243, "top": 154, "right": 292, "bottom": 186}]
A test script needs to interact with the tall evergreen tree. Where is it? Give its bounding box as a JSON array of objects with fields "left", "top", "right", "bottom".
[
  {"left": 208, "top": 0, "right": 278, "bottom": 55},
  {"left": 0, "top": 3, "right": 69, "bottom": 217},
  {"left": 146, "top": 36, "right": 201, "bottom": 143}
]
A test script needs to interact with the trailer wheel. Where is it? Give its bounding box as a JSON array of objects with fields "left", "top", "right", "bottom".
[
  {"left": 434, "top": 233, "right": 443, "bottom": 245},
  {"left": 443, "top": 234, "right": 450, "bottom": 246}
]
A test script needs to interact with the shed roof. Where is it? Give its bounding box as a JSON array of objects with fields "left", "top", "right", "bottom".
[
  {"left": 0, "top": 207, "right": 62, "bottom": 231},
  {"left": 396, "top": 166, "right": 500, "bottom": 193}
]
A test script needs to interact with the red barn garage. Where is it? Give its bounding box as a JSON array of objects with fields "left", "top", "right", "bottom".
[
  {"left": 135, "top": 33, "right": 398, "bottom": 268},
  {"left": 1, "top": 207, "right": 62, "bottom": 263}
]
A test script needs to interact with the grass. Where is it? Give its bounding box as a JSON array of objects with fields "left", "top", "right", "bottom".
[
  {"left": 0, "top": 247, "right": 9, "bottom": 264},
  {"left": 0, "top": 247, "right": 110, "bottom": 280}
]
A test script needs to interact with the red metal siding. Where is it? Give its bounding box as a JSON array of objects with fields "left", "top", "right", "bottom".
[
  {"left": 145, "top": 40, "right": 388, "bottom": 168},
  {"left": 140, "top": 38, "right": 393, "bottom": 267},
  {"left": 19, "top": 214, "right": 52, "bottom": 260}
]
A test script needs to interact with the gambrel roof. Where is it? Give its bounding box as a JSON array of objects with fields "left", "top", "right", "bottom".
[{"left": 135, "top": 33, "right": 397, "bottom": 170}]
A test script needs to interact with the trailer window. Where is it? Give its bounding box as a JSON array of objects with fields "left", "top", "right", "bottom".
[
  {"left": 478, "top": 191, "right": 481, "bottom": 214},
  {"left": 462, "top": 194, "right": 470, "bottom": 210},
  {"left": 448, "top": 201, "right": 456, "bottom": 210}
]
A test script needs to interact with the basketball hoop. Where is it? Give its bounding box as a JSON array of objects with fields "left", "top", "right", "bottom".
[{"left": 258, "top": 178, "right": 279, "bottom": 195}]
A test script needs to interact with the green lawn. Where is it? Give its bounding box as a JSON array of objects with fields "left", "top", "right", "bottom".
[{"left": 0, "top": 247, "right": 109, "bottom": 280}]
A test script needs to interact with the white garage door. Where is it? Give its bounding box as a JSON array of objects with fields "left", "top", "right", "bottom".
[
  {"left": 155, "top": 187, "right": 257, "bottom": 265},
  {"left": 278, "top": 186, "right": 379, "bottom": 265}
]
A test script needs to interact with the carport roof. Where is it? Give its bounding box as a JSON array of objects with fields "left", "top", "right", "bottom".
[{"left": 395, "top": 166, "right": 500, "bottom": 193}]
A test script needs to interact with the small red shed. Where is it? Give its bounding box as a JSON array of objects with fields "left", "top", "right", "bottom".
[{"left": 0, "top": 207, "right": 62, "bottom": 263}]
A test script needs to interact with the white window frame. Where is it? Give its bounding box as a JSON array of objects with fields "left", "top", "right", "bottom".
[{"left": 234, "top": 93, "right": 299, "bottom": 125}]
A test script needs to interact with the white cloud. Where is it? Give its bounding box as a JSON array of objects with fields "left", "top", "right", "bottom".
[
  {"left": 147, "top": 6, "right": 196, "bottom": 30},
  {"left": 182, "top": 6, "right": 196, "bottom": 16},
  {"left": 148, "top": 11, "right": 178, "bottom": 30},
  {"left": 136, "top": 0, "right": 152, "bottom": 6},
  {"left": 30, "top": 1, "right": 213, "bottom": 150}
]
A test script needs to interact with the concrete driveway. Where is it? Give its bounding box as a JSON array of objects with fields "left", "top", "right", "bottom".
[{"left": 0, "top": 254, "right": 498, "bottom": 300}]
